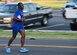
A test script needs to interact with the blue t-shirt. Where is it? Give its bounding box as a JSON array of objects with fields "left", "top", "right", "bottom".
[{"left": 12, "top": 9, "right": 24, "bottom": 27}]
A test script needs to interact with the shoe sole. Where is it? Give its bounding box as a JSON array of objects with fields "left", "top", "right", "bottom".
[{"left": 20, "top": 50, "right": 29, "bottom": 53}]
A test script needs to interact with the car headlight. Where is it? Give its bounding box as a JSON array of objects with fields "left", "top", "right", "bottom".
[{"left": 3, "top": 17, "right": 12, "bottom": 23}]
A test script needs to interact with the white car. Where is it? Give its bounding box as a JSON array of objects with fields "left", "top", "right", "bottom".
[
  {"left": 63, "top": 4, "right": 77, "bottom": 31},
  {"left": 61, "top": 0, "right": 77, "bottom": 12}
]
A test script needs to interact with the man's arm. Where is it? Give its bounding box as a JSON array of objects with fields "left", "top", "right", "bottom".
[{"left": 13, "top": 17, "right": 23, "bottom": 22}]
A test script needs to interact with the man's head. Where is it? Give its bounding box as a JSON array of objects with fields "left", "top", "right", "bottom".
[{"left": 18, "top": 2, "right": 24, "bottom": 10}]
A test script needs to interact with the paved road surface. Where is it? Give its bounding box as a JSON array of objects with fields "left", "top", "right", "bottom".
[{"left": 0, "top": 37, "right": 77, "bottom": 55}]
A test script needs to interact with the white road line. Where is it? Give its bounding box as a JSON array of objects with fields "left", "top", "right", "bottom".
[
  {"left": 52, "top": 14, "right": 62, "bottom": 16},
  {"left": 36, "top": 24, "right": 65, "bottom": 30}
]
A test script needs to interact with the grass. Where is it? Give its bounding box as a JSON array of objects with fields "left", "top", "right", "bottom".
[
  {"left": 0, "top": 30, "right": 77, "bottom": 39},
  {"left": 33, "top": 1, "right": 66, "bottom": 9},
  {"left": 0, "top": 0, "right": 66, "bottom": 9},
  {"left": 18, "top": 0, "right": 66, "bottom": 9},
  {"left": 0, "top": 1, "right": 66, "bottom": 9}
]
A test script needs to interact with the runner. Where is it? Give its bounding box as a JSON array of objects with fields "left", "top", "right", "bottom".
[{"left": 5, "top": 2, "right": 29, "bottom": 53}]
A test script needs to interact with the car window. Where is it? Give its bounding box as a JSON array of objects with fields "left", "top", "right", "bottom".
[
  {"left": 0, "top": 4, "right": 17, "bottom": 13},
  {"left": 6, "top": 5, "right": 17, "bottom": 11},
  {"left": 24, "top": 4, "right": 29, "bottom": 12},
  {"left": 33, "top": 3, "right": 41, "bottom": 8},
  {"left": 28, "top": 3, "right": 36, "bottom": 11}
]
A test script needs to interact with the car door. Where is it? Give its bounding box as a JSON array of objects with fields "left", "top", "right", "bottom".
[
  {"left": 27, "top": 3, "right": 38, "bottom": 23},
  {"left": 23, "top": 4, "right": 31, "bottom": 25},
  {"left": 33, "top": 3, "right": 43, "bottom": 20}
]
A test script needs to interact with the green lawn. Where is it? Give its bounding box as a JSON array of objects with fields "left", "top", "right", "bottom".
[
  {"left": 0, "top": 1, "right": 66, "bottom": 9},
  {"left": 32, "top": 1, "right": 66, "bottom": 9},
  {"left": 0, "top": 30, "right": 77, "bottom": 39},
  {"left": 19, "top": 1, "right": 66, "bottom": 9}
]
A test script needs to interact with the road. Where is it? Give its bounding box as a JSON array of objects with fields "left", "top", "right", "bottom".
[
  {"left": 0, "top": 37, "right": 77, "bottom": 55},
  {"left": 25, "top": 10, "right": 71, "bottom": 30},
  {"left": 35, "top": 16, "right": 70, "bottom": 30}
]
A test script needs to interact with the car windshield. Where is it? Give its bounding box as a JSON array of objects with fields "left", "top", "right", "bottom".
[
  {"left": 0, "top": 4, "right": 17, "bottom": 13},
  {"left": 0, "top": 2, "right": 6, "bottom": 10}
]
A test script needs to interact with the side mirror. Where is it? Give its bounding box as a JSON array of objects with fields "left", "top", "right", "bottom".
[{"left": 36, "top": 7, "right": 41, "bottom": 10}]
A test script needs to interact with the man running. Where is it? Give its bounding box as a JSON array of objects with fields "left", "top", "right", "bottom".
[{"left": 5, "top": 2, "right": 29, "bottom": 53}]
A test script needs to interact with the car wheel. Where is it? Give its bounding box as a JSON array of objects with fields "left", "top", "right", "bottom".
[
  {"left": 70, "top": 23, "right": 77, "bottom": 31},
  {"left": 41, "top": 16, "right": 48, "bottom": 26}
]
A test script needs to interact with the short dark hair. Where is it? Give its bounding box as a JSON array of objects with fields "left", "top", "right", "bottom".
[{"left": 18, "top": 2, "right": 23, "bottom": 6}]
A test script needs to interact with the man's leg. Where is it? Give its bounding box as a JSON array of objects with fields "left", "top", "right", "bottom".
[
  {"left": 8, "top": 32, "right": 17, "bottom": 47},
  {"left": 5, "top": 31, "right": 18, "bottom": 53},
  {"left": 19, "top": 29, "right": 25, "bottom": 47},
  {"left": 19, "top": 29, "right": 29, "bottom": 53}
]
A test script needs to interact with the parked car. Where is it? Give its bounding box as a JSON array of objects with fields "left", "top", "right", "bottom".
[{"left": 0, "top": 2, "right": 53, "bottom": 28}]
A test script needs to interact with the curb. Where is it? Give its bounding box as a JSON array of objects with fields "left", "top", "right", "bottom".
[{"left": 3, "top": 30, "right": 77, "bottom": 33}]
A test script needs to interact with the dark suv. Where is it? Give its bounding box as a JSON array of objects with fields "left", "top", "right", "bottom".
[{"left": 0, "top": 2, "right": 53, "bottom": 28}]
